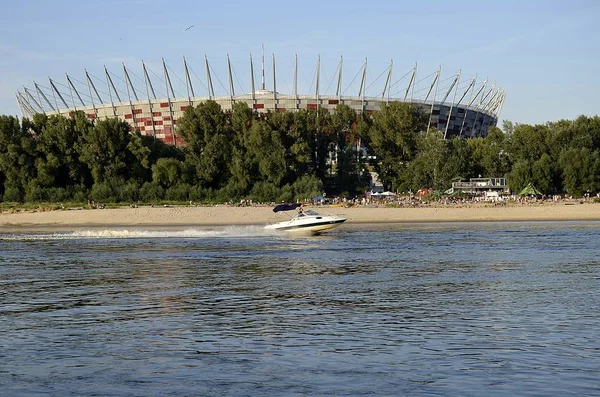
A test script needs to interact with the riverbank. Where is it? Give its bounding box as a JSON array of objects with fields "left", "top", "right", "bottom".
[{"left": 2, "top": 202, "right": 600, "bottom": 231}]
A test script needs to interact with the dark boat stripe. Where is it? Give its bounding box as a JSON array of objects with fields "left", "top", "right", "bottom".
[{"left": 276, "top": 219, "right": 346, "bottom": 231}]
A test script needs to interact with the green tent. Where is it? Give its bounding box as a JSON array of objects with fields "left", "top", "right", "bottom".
[{"left": 519, "top": 183, "right": 543, "bottom": 196}]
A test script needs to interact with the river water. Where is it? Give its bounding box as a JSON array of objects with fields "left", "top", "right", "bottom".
[{"left": 1, "top": 222, "right": 599, "bottom": 396}]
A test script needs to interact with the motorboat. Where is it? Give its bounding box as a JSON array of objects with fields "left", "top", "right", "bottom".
[{"left": 265, "top": 203, "right": 346, "bottom": 234}]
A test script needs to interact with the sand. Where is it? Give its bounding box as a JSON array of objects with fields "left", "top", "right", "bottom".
[{"left": 1, "top": 202, "right": 600, "bottom": 231}]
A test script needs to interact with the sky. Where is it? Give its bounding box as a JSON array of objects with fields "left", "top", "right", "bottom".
[{"left": 1, "top": 0, "right": 598, "bottom": 127}]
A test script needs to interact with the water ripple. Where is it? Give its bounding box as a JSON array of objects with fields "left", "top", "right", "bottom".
[{"left": 1, "top": 223, "right": 600, "bottom": 395}]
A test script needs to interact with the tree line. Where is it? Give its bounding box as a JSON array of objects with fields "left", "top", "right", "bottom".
[{"left": 1, "top": 101, "right": 599, "bottom": 205}]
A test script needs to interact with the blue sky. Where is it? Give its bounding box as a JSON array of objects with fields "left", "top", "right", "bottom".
[{"left": 1, "top": 0, "right": 598, "bottom": 126}]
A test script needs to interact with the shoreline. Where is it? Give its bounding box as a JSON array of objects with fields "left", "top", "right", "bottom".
[{"left": 2, "top": 202, "right": 600, "bottom": 232}]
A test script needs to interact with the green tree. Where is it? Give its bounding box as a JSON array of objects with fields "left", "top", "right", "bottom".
[
  {"left": 152, "top": 158, "right": 185, "bottom": 189},
  {"left": 246, "top": 121, "right": 286, "bottom": 186},
  {"left": 559, "top": 147, "right": 600, "bottom": 196},
  {"left": 177, "top": 100, "right": 228, "bottom": 157},
  {"left": 33, "top": 113, "right": 92, "bottom": 190},
  {"left": 468, "top": 126, "right": 511, "bottom": 178},
  {"left": 0, "top": 115, "right": 36, "bottom": 202},
  {"left": 363, "top": 102, "right": 427, "bottom": 190},
  {"left": 78, "top": 118, "right": 133, "bottom": 184}
]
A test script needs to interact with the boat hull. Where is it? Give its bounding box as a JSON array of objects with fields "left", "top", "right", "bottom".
[{"left": 265, "top": 216, "right": 346, "bottom": 235}]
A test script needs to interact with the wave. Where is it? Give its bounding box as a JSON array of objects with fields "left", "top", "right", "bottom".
[{"left": 1, "top": 226, "right": 279, "bottom": 240}]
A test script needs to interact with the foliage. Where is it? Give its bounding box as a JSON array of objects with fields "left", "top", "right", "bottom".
[
  {"left": 361, "top": 102, "right": 427, "bottom": 190},
  {"left": 3, "top": 107, "right": 600, "bottom": 204}
]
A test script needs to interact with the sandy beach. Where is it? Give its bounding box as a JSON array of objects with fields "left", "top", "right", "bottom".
[{"left": 2, "top": 202, "right": 600, "bottom": 231}]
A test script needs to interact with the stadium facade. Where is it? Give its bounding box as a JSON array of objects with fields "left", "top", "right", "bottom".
[{"left": 16, "top": 51, "right": 505, "bottom": 145}]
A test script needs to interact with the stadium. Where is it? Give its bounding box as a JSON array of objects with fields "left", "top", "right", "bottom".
[{"left": 16, "top": 51, "right": 505, "bottom": 145}]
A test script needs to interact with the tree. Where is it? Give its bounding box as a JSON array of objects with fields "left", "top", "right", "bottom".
[
  {"left": 469, "top": 126, "right": 511, "bottom": 178},
  {"left": 33, "top": 113, "right": 91, "bottom": 190},
  {"left": 152, "top": 158, "right": 184, "bottom": 189},
  {"left": 363, "top": 102, "right": 427, "bottom": 190},
  {"left": 559, "top": 147, "right": 600, "bottom": 196},
  {"left": 0, "top": 115, "right": 36, "bottom": 202},
  {"left": 177, "top": 100, "right": 228, "bottom": 157},
  {"left": 78, "top": 117, "right": 133, "bottom": 184},
  {"left": 246, "top": 121, "right": 286, "bottom": 186}
]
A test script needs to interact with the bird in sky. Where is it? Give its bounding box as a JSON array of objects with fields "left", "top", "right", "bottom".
[{"left": 184, "top": 25, "right": 194, "bottom": 32}]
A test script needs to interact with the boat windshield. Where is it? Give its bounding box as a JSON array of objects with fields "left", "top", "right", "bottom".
[{"left": 303, "top": 210, "right": 320, "bottom": 216}]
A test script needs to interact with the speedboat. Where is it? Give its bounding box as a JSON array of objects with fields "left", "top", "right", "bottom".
[{"left": 265, "top": 203, "right": 346, "bottom": 235}]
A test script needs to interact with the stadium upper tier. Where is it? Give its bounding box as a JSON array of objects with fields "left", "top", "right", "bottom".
[{"left": 16, "top": 53, "right": 505, "bottom": 144}]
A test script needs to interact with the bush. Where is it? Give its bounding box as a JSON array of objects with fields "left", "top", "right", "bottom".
[
  {"left": 71, "top": 185, "right": 89, "bottom": 203},
  {"left": 3, "top": 186, "right": 23, "bottom": 203},
  {"left": 139, "top": 181, "right": 165, "bottom": 202},
  {"left": 292, "top": 175, "right": 323, "bottom": 201},
  {"left": 119, "top": 181, "right": 140, "bottom": 202},
  {"left": 46, "top": 187, "right": 69, "bottom": 202},
  {"left": 189, "top": 185, "right": 207, "bottom": 202},
  {"left": 165, "top": 183, "right": 190, "bottom": 201},
  {"left": 277, "top": 184, "right": 294, "bottom": 203},
  {"left": 248, "top": 181, "right": 279, "bottom": 203},
  {"left": 25, "top": 181, "right": 46, "bottom": 202},
  {"left": 90, "top": 182, "right": 115, "bottom": 202}
]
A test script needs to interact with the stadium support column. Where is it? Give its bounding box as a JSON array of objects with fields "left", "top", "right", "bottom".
[
  {"left": 163, "top": 58, "right": 176, "bottom": 147},
  {"left": 382, "top": 60, "right": 393, "bottom": 103},
  {"left": 404, "top": 64, "right": 416, "bottom": 102},
  {"left": 123, "top": 65, "right": 139, "bottom": 101},
  {"left": 18, "top": 91, "right": 36, "bottom": 117},
  {"left": 496, "top": 91, "right": 506, "bottom": 120},
  {"left": 468, "top": 79, "right": 487, "bottom": 137},
  {"left": 336, "top": 56, "right": 343, "bottom": 102},
  {"left": 227, "top": 54, "right": 235, "bottom": 107},
  {"left": 34, "top": 82, "right": 56, "bottom": 112},
  {"left": 459, "top": 75, "right": 477, "bottom": 138},
  {"left": 486, "top": 91, "right": 504, "bottom": 127},
  {"left": 426, "top": 66, "right": 441, "bottom": 135},
  {"left": 315, "top": 55, "right": 320, "bottom": 107},
  {"left": 23, "top": 87, "right": 46, "bottom": 114},
  {"left": 439, "top": 70, "right": 459, "bottom": 136},
  {"left": 143, "top": 61, "right": 157, "bottom": 138},
  {"left": 24, "top": 87, "right": 44, "bottom": 114},
  {"left": 474, "top": 83, "right": 493, "bottom": 137},
  {"left": 86, "top": 70, "right": 103, "bottom": 119},
  {"left": 272, "top": 53, "right": 277, "bottom": 110},
  {"left": 294, "top": 54, "right": 299, "bottom": 109},
  {"left": 105, "top": 66, "right": 120, "bottom": 117},
  {"left": 261, "top": 44, "right": 266, "bottom": 91},
  {"left": 359, "top": 58, "right": 367, "bottom": 111},
  {"left": 481, "top": 87, "right": 501, "bottom": 132},
  {"left": 250, "top": 54, "right": 256, "bottom": 106},
  {"left": 15, "top": 93, "right": 27, "bottom": 118},
  {"left": 183, "top": 56, "right": 195, "bottom": 105},
  {"left": 49, "top": 78, "right": 69, "bottom": 111},
  {"left": 444, "top": 70, "right": 461, "bottom": 139},
  {"left": 205, "top": 56, "right": 214, "bottom": 99},
  {"left": 65, "top": 74, "right": 80, "bottom": 111},
  {"left": 123, "top": 64, "right": 137, "bottom": 127}
]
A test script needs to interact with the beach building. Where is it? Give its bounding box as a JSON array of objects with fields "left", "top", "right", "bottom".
[{"left": 445, "top": 177, "right": 509, "bottom": 199}]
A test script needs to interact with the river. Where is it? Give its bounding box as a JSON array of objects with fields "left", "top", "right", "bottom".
[{"left": 1, "top": 222, "right": 599, "bottom": 396}]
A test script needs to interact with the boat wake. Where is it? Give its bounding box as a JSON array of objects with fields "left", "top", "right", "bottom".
[{"left": 1, "top": 226, "right": 279, "bottom": 240}]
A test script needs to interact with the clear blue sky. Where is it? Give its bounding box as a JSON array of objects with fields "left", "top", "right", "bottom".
[{"left": 1, "top": 0, "right": 598, "bottom": 126}]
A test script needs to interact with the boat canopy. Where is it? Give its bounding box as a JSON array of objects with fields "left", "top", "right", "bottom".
[{"left": 273, "top": 203, "right": 301, "bottom": 213}]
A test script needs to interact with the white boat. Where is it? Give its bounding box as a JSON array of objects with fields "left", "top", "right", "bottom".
[{"left": 265, "top": 203, "right": 346, "bottom": 235}]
